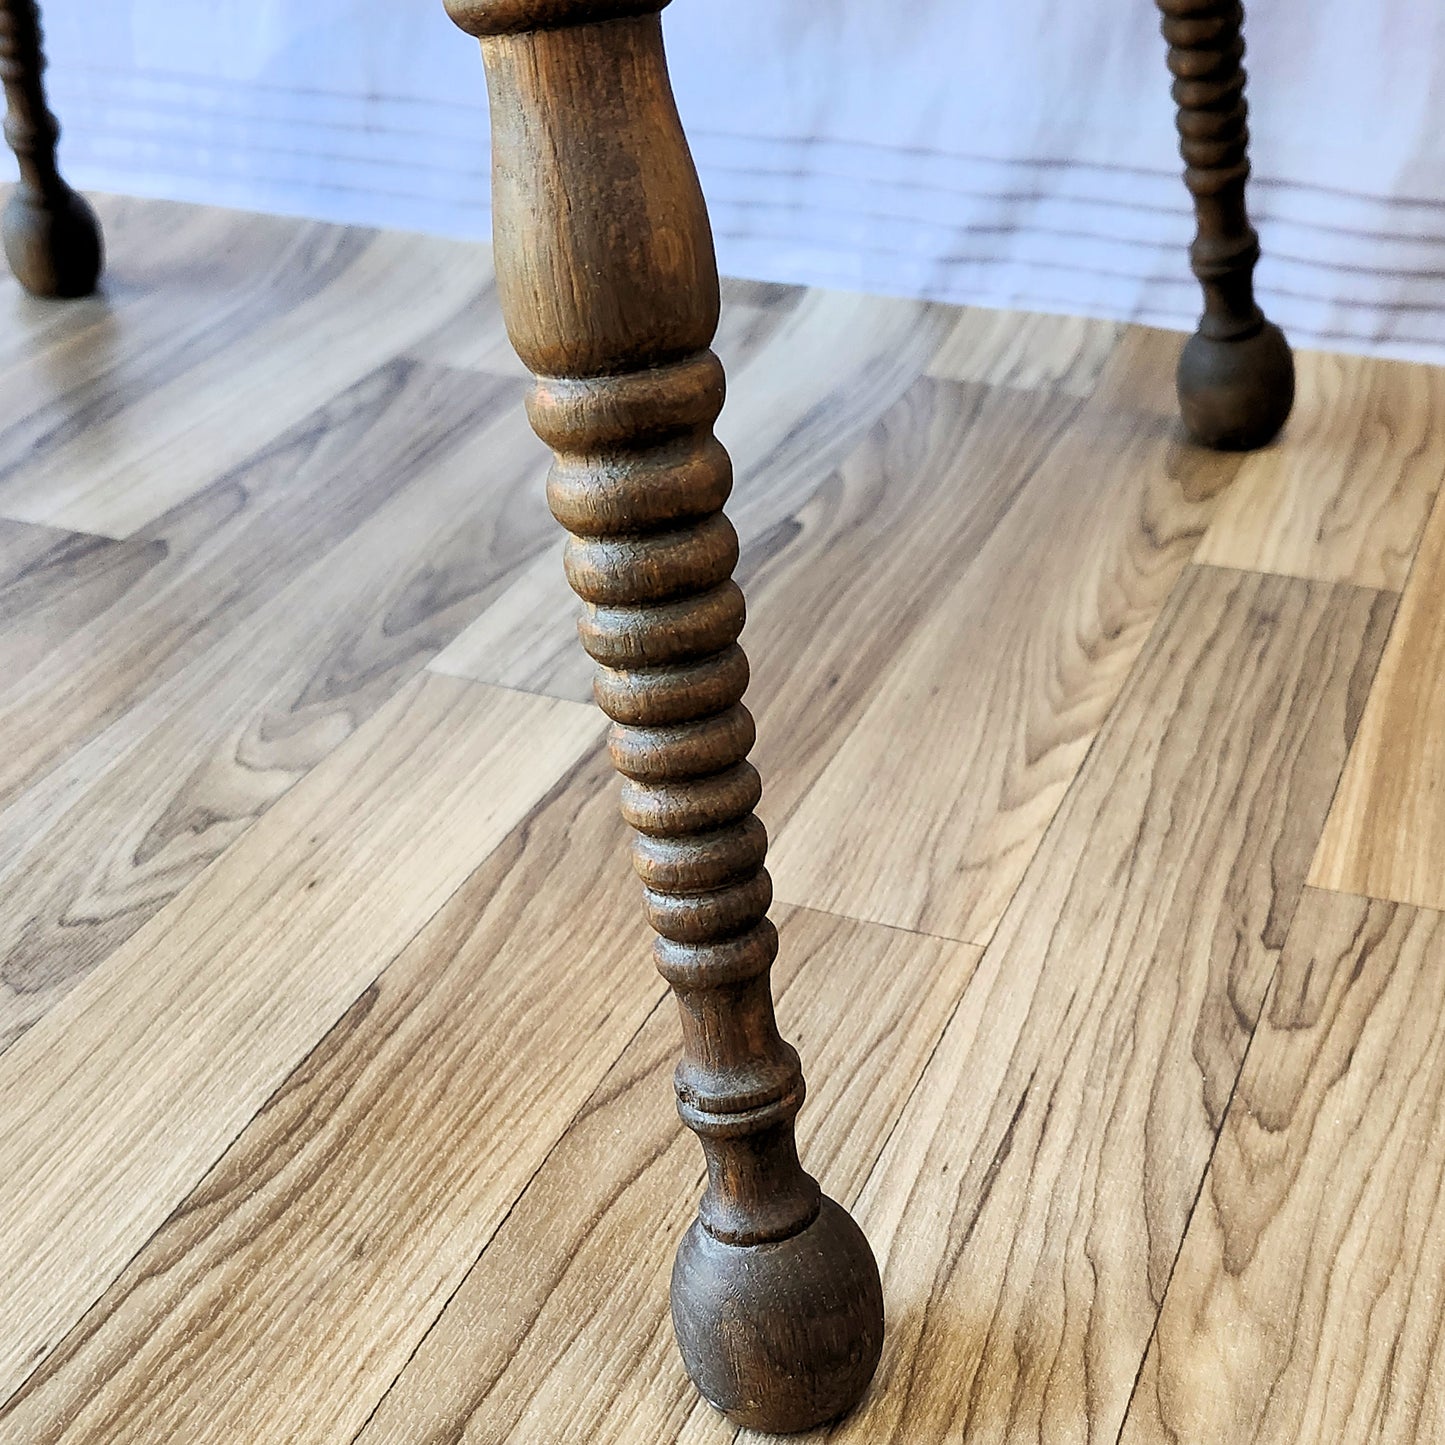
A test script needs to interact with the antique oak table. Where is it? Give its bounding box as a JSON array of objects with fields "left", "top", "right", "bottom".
[{"left": 1, "top": 0, "right": 1295, "bottom": 1431}]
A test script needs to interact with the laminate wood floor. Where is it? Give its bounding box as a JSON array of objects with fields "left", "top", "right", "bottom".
[{"left": 1, "top": 194, "right": 1442, "bottom": 1443}]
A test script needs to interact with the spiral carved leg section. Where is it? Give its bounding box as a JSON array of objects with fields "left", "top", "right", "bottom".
[
  {"left": 532, "top": 353, "right": 883, "bottom": 1430},
  {"left": 1158, "top": 0, "right": 1292, "bottom": 449},
  {"left": 0, "top": 0, "right": 102, "bottom": 297}
]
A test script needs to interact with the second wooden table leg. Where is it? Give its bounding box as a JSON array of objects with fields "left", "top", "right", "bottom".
[
  {"left": 447, "top": 0, "right": 884, "bottom": 1432},
  {"left": 1158, "top": 0, "right": 1293, "bottom": 449},
  {"left": 0, "top": 0, "right": 102, "bottom": 297}
]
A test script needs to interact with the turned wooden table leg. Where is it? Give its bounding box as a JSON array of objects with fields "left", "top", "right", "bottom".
[
  {"left": 446, "top": 0, "right": 883, "bottom": 1432},
  {"left": 1158, "top": 0, "right": 1292, "bottom": 449},
  {"left": 0, "top": 0, "right": 101, "bottom": 297}
]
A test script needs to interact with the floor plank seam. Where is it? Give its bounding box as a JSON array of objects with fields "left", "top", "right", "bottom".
[
  {"left": 0, "top": 715, "right": 600, "bottom": 1414},
  {"left": 1111, "top": 986, "right": 1273, "bottom": 1445},
  {"left": 344, "top": 987, "right": 674, "bottom": 1445},
  {"left": 1301, "top": 476, "right": 1443, "bottom": 901}
]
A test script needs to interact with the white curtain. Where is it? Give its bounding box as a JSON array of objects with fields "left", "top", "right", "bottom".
[{"left": 25, "top": 1, "right": 1445, "bottom": 363}]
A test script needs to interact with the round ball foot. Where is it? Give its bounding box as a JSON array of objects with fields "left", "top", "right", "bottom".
[
  {"left": 3, "top": 184, "right": 103, "bottom": 299},
  {"left": 1177, "top": 319, "right": 1294, "bottom": 451},
  {"left": 671, "top": 1196, "right": 884, "bottom": 1434}
]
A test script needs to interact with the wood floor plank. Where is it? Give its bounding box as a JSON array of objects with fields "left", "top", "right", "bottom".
[
  {"left": 0, "top": 361, "right": 518, "bottom": 814},
  {"left": 1194, "top": 349, "right": 1445, "bottom": 589},
  {"left": 0, "top": 228, "right": 491, "bottom": 537},
  {"left": 0, "top": 193, "right": 232, "bottom": 372},
  {"left": 799, "top": 566, "right": 1392, "bottom": 1445},
  {"left": 0, "top": 385, "right": 555, "bottom": 1048},
  {"left": 0, "top": 671, "right": 602, "bottom": 1406},
  {"left": 1119, "top": 887, "right": 1445, "bottom": 1445},
  {"left": 926, "top": 304, "right": 1123, "bottom": 397},
  {"left": 428, "top": 285, "right": 957, "bottom": 698},
  {"left": 0, "top": 206, "right": 358, "bottom": 490},
  {"left": 765, "top": 383, "right": 1238, "bottom": 944},
  {"left": 0, "top": 520, "right": 164, "bottom": 683},
  {"left": 1310, "top": 478, "right": 1445, "bottom": 909},
  {"left": 353, "top": 905, "right": 975, "bottom": 1445},
  {"left": 0, "top": 750, "right": 643, "bottom": 1444}
]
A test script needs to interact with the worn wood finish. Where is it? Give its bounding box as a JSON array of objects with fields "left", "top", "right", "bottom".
[
  {"left": 1158, "top": 0, "right": 1293, "bottom": 449},
  {"left": 1311, "top": 479, "right": 1445, "bottom": 909},
  {"left": 449, "top": 0, "right": 881, "bottom": 1429},
  {"left": 0, "top": 0, "right": 101, "bottom": 297},
  {"left": 1121, "top": 888, "right": 1445, "bottom": 1445},
  {"left": 0, "top": 672, "right": 601, "bottom": 1403},
  {"left": 817, "top": 567, "right": 1391, "bottom": 1443}
]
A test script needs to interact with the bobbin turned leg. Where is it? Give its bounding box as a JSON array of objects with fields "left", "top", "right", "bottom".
[
  {"left": 446, "top": 0, "right": 883, "bottom": 1432},
  {"left": 1, "top": 0, "right": 101, "bottom": 297},
  {"left": 1157, "top": 0, "right": 1292, "bottom": 449}
]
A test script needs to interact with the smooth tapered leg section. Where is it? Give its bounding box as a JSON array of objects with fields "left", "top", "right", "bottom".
[
  {"left": 1, "top": 0, "right": 103, "bottom": 296},
  {"left": 447, "top": 0, "right": 883, "bottom": 1431},
  {"left": 1158, "top": 0, "right": 1292, "bottom": 449}
]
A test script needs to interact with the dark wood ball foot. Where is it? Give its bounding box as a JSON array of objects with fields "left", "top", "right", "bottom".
[
  {"left": 2, "top": 181, "right": 103, "bottom": 297},
  {"left": 671, "top": 1196, "right": 885, "bottom": 1434},
  {"left": 1177, "top": 318, "right": 1294, "bottom": 450}
]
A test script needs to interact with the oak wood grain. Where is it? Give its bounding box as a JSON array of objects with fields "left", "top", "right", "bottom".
[
  {"left": 0, "top": 193, "right": 224, "bottom": 370},
  {"left": 0, "top": 518, "right": 161, "bottom": 682},
  {"left": 0, "top": 749, "right": 641, "bottom": 1444},
  {"left": 0, "top": 204, "right": 359, "bottom": 492},
  {"left": 0, "top": 382, "right": 554, "bottom": 1048},
  {"left": 1195, "top": 349, "right": 1445, "bottom": 589},
  {"left": 765, "top": 390, "right": 1237, "bottom": 944},
  {"left": 927, "top": 304, "right": 1122, "bottom": 398},
  {"left": 0, "top": 227, "right": 492, "bottom": 537},
  {"left": 0, "top": 360, "right": 519, "bottom": 814},
  {"left": 0, "top": 671, "right": 601, "bottom": 1402},
  {"left": 1119, "top": 887, "right": 1445, "bottom": 1445},
  {"left": 1310, "top": 473, "right": 1445, "bottom": 908},
  {"left": 809, "top": 566, "right": 1392, "bottom": 1444},
  {"left": 428, "top": 285, "right": 955, "bottom": 699},
  {"left": 354, "top": 903, "right": 974, "bottom": 1445}
]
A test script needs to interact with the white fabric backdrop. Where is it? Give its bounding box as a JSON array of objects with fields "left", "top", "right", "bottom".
[{"left": 20, "top": 1, "right": 1445, "bottom": 362}]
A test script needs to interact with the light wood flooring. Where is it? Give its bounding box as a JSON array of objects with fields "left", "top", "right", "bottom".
[{"left": 2, "top": 194, "right": 1444, "bottom": 1443}]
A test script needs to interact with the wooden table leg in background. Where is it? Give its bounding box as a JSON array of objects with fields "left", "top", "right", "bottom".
[
  {"left": 1158, "top": 0, "right": 1293, "bottom": 449},
  {"left": 446, "top": 0, "right": 884, "bottom": 1432},
  {"left": 0, "top": 0, "right": 101, "bottom": 297}
]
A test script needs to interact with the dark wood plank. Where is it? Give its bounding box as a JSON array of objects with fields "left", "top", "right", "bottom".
[{"left": 1122, "top": 888, "right": 1445, "bottom": 1445}]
